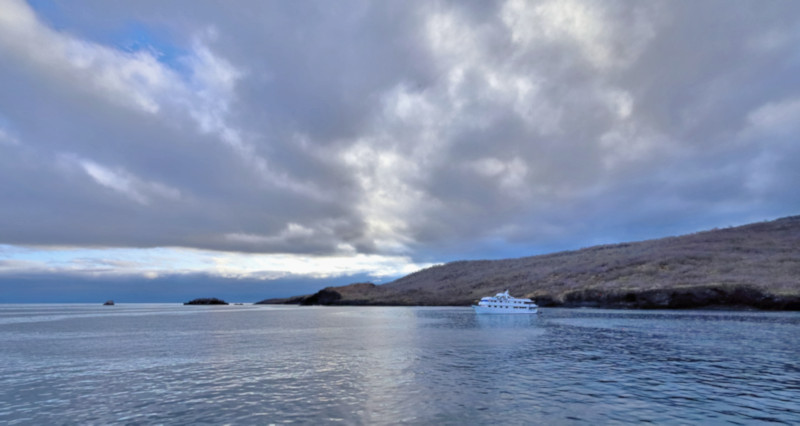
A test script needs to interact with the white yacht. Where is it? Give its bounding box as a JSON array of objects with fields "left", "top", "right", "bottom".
[{"left": 472, "top": 290, "right": 538, "bottom": 314}]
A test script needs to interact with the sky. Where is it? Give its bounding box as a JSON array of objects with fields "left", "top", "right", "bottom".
[{"left": 1, "top": 0, "right": 799, "bottom": 302}]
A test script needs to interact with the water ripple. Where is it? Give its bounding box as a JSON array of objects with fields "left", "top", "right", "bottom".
[{"left": 0, "top": 306, "right": 798, "bottom": 424}]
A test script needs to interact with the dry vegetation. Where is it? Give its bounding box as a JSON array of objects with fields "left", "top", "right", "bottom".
[{"left": 259, "top": 216, "right": 800, "bottom": 309}]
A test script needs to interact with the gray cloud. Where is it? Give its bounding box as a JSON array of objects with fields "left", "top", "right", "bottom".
[{"left": 1, "top": 0, "right": 799, "bottom": 271}]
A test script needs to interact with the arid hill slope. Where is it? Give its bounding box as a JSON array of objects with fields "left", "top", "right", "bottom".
[{"left": 258, "top": 216, "right": 800, "bottom": 309}]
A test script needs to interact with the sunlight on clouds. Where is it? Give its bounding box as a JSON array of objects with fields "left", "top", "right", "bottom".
[
  {"left": 0, "top": 0, "right": 798, "bottom": 280},
  {"left": 341, "top": 140, "right": 426, "bottom": 254},
  {"left": 384, "top": 84, "right": 438, "bottom": 125},
  {"left": 423, "top": 4, "right": 563, "bottom": 136},
  {"left": 502, "top": 0, "right": 608, "bottom": 66},
  {"left": 0, "top": 245, "right": 432, "bottom": 281},
  {"left": 81, "top": 159, "right": 150, "bottom": 204},
  {"left": 0, "top": 0, "right": 328, "bottom": 204},
  {"left": 604, "top": 89, "right": 634, "bottom": 119},
  {"left": 426, "top": 8, "right": 483, "bottom": 68},
  {"left": 380, "top": 84, "right": 454, "bottom": 161},
  {"left": 501, "top": 0, "right": 655, "bottom": 69},
  {"left": 183, "top": 30, "right": 244, "bottom": 146},
  {"left": 0, "top": 0, "right": 241, "bottom": 125},
  {"left": 225, "top": 223, "right": 316, "bottom": 246},
  {"left": 0, "top": 0, "right": 166, "bottom": 113},
  {"left": 424, "top": 8, "right": 485, "bottom": 121},
  {"left": 208, "top": 251, "right": 431, "bottom": 280},
  {"left": 65, "top": 155, "right": 181, "bottom": 205}
]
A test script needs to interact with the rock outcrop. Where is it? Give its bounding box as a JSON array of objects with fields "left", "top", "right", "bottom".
[{"left": 184, "top": 298, "right": 229, "bottom": 305}]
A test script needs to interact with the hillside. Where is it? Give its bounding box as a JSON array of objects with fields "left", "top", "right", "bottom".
[{"left": 258, "top": 216, "right": 800, "bottom": 309}]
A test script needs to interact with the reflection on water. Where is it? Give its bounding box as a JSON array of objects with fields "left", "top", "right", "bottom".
[
  {"left": 0, "top": 305, "right": 798, "bottom": 424},
  {"left": 474, "top": 312, "right": 541, "bottom": 328}
]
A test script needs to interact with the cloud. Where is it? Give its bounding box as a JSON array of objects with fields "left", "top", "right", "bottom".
[
  {"left": 0, "top": 0, "right": 799, "bottom": 296},
  {"left": 0, "top": 0, "right": 177, "bottom": 114},
  {"left": 67, "top": 155, "right": 181, "bottom": 205},
  {"left": 0, "top": 244, "right": 433, "bottom": 282},
  {"left": 501, "top": 0, "right": 657, "bottom": 70}
]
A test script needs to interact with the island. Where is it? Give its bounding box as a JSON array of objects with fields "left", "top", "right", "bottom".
[
  {"left": 257, "top": 215, "right": 800, "bottom": 310},
  {"left": 184, "top": 298, "right": 229, "bottom": 305}
]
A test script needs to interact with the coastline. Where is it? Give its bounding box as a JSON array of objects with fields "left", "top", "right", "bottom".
[
  {"left": 257, "top": 284, "right": 800, "bottom": 310},
  {"left": 257, "top": 216, "right": 800, "bottom": 311}
]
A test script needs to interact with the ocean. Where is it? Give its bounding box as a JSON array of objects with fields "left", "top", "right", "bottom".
[{"left": 1, "top": 304, "right": 798, "bottom": 424}]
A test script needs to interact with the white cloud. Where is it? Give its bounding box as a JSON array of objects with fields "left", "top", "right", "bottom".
[
  {"left": 70, "top": 156, "right": 181, "bottom": 205},
  {"left": 340, "top": 140, "right": 426, "bottom": 254},
  {"left": 500, "top": 0, "right": 656, "bottom": 69},
  {"left": 0, "top": 0, "right": 172, "bottom": 114},
  {"left": 0, "top": 0, "right": 335, "bottom": 206},
  {"left": 422, "top": 5, "right": 565, "bottom": 136},
  {"left": 604, "top": 89, "right": 634, "bottom": 119},
  {"left": 0, "top": 245, "right": 433, "bottom": 281},
  {"left": 225, "top": 223, "right": 315, "bottom": 246},
  {"left": 0, "top": 0, "right": 799, "bottom": 279}
]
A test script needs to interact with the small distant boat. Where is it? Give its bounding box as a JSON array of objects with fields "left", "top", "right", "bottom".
[
  {"left": 473, "top": 290, "right": 538, "bottom": 314},
  {"left": 103, "top": 300, "right": 114, "bottom": 306}
]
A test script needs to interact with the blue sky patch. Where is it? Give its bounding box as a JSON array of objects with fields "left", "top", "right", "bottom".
[{"left": 27, "top": 0, "right": 190, "bottom": 73}]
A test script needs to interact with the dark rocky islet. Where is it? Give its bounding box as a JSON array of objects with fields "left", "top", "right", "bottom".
[{"left": 184, "top": 298, "right": 229, "bottom": 305}]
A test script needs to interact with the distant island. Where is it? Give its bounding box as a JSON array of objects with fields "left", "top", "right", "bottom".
[
  {"left": 184, "top": 298, "right": 229, "bottom": 305},
  {"left": 258, "top": 215, "right": 800, "bottom": 310}
]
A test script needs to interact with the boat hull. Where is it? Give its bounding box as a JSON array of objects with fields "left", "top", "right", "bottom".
[{"left": 472, "top": 305, "right": 538, "bottom": 314}]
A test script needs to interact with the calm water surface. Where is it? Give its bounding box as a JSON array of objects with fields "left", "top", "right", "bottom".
[{"left": 0, "top": 304, "right": 798, "bottom": 424}]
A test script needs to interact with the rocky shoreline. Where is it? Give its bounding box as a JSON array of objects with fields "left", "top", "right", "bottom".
[
  {"left": 258, "top": 284, "right": 800, "bottom": 310},
  {"left": 541, "top": 285, "right": 800, "bottom": 310},
  {"left": 257, "top": 216, "right": 800, "bottom": 310}
]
